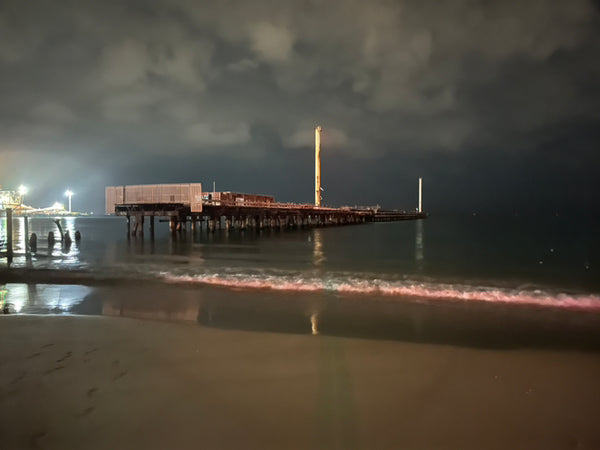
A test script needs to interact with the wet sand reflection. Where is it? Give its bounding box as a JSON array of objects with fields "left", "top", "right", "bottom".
[
  {"left": 1, "top": 283, "right": 91, "bottom": 314},
  {"left": 3, "top": 282, "right": 600, "bottom": 352}
]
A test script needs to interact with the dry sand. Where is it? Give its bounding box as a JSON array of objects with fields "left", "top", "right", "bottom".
[{"left": 1, "top": 315, "right": 600, "bottom": 449}]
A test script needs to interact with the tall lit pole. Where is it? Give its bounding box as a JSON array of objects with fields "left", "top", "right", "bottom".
[
  {"left": 18, "top": 185, "right": 28, "bottom": 206},
  {"left": 315, "top": 126, "right": 322, "bottom": 207},
  {"left": 418, "top": 177, "right": 423, "bottom": 213},
  {"left": 65, "top": 190, "right": 73, "bottom": 213}
]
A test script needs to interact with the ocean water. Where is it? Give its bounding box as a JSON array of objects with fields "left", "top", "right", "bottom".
[
  {"left": 2, "top": 213, "right": 600, "bottom": 348},
  {"left": 1, "top": 212, "right": 599, "bottom": 305}
]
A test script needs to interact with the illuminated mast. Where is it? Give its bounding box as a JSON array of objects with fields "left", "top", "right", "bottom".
[
  {"left": 418, "top": 177, "right": 423, "bottom": 213},
  {"left": 315, "top": 126, "right": 322, "bottom": 207}
]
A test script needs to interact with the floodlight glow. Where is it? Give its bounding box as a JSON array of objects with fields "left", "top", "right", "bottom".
[
  {"left": 64, "top": 190, "right": 74, "bottom": 213},
  {"left": 18, "top": 185, "right": 28, "bottom": 195}
]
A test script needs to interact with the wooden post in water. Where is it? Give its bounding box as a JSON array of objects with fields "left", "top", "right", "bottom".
[
  {"left": 126, "top": 215, "right": 131, "bottom": 238},
  {"left": 23, "top": 216, "right": 29, "bottom": 254},
  {"left": 150, "top": 215, "right": 155, "bottom": 239},
  {"left": 6, "top": 208, "right": 13, "bottom": 263},
  {"left": 131, "top": 216, "right": 138, "bottom": 236}
]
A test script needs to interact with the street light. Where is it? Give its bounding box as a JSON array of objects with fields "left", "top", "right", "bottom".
[
  {"left": 64, "top": 190, "right": 73, "bottom": 213},
  {"left": 18, "top": 185, "right": 28, "bottom": 206}
]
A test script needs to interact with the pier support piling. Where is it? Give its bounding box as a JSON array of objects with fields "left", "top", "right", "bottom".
[
  {"left": 23, "top": 216, "right": 29, "bottom": 255},
  {"left": 6, "top": 208, "right": 13, "bottom": 264}
]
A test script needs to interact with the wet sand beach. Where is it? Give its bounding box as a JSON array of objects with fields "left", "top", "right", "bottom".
[{"left": 2, "top": 302, "right": 600, "bottom": 449}]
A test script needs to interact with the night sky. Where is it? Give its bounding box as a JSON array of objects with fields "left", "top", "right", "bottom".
[{"left": 1, "top": 0, "right": 599, "bottom": 214}]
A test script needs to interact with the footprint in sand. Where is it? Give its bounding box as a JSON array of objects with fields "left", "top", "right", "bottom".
[
  {"left": 26, "top": 352, "right": 41, "bottom": 359},
  {"left": 113, "top": 371, "right": 127, "bottom": 381},
  {"left": 43, "top": 365, "right": 65, "bottom": 375},
  {"left": 79, "top": 406, "right": 95, "bottom": 417},
  {"left": 41, "top": 343, "right": 54, "bottom": 349},
  {"left": 87, "top": 387, "right": 98, "bottom": 397},
  {"left": 30, "top": 431, "right": 47, "bottom": 448},
  {"left": 56, "top": 351, "right": 72, "bottom": 363},
  {"left": 9, "top": 371, "right": 27, "bottom": 385},
  {"left": 84, "top": 348, "right": 98, "bottom": 356}
]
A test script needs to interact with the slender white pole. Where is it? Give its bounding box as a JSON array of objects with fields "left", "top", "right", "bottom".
[
  {"left": 65, "top": 190, "right": 73, "bottom": 213},
  {"left": 315, "top": 126, "right": 322, "bottom": 207},
  {"left": 418, "top": 177, "right": 422, "bottom": 213}
]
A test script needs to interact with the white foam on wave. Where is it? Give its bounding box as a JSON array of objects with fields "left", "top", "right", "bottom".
[{"left": 159, "top": 272, "right": 600, "bottom": 312}]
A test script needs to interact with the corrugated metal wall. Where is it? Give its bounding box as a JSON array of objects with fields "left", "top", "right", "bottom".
[
  {"left": 105, "top": 183, "right": 203, "bottom": 214},
  {"left": 105, "top": 187, "right": 116, "bottom": 215},
  {"left": 189, "top": 184, "right": 203, "bottom": 212}
]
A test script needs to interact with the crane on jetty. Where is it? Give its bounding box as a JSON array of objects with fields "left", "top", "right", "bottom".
[{"left": 105, "top": 127, "right": 427, "bottom": 237}]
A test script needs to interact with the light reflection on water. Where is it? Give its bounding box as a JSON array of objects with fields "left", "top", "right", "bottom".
[
  {"left": 0, "top": 216, "right": 81, "bottom": 266},
  {"left": 415, "top": 219, "right": 424, "bottom": 271},
  {"left": 312, "top": 229, "right": 325, "bottom": 267}
]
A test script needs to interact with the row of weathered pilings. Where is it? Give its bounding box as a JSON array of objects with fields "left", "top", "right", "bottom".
[
  {"left": 1, "top": 209, "right": 80, "bottom": 264},
  {"left": 121, "top": 204, "right": 373, "bottom": 238}
]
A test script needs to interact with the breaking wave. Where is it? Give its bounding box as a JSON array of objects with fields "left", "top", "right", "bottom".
[
  {"left": 159, "top": 270, "right": 600, "bottom": 312},
  {"left": 3, "top": 262, "right": 599, "bottom": 313}
]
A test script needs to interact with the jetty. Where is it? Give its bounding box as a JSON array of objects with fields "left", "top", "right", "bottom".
[
  {"left": 105, "top": 183, "right": 426, "bottom": 237},
  {"left": 105, "top": 126, "right": 427, "bottom": 237}
]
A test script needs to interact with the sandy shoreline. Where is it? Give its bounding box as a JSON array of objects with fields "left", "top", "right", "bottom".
[{"left": 2, "top": 314, "right": 600, "bottom": 449}]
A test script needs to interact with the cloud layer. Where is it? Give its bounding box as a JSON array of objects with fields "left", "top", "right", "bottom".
[{"left": 0, "top": 0, "right": 598, "bottom": 212}]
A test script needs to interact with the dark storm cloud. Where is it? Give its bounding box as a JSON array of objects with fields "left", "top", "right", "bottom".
[{"left": 0, "top": 0, "right": 598, "bottom": 212}]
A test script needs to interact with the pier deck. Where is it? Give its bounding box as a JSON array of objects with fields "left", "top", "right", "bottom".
[{"left": 105, "top": 184, "right": 427, "bottom": 236}]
